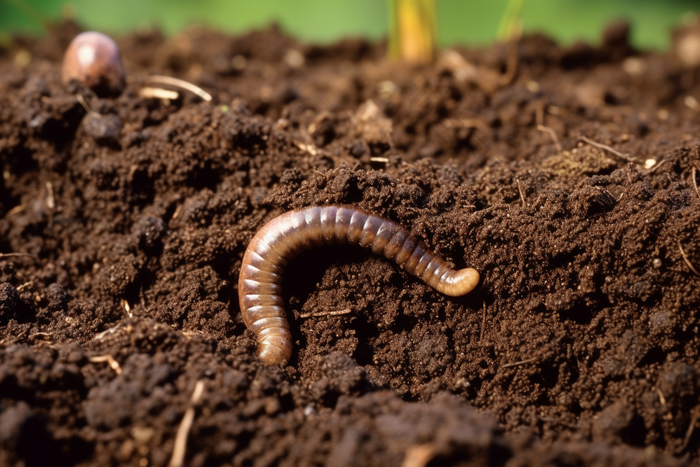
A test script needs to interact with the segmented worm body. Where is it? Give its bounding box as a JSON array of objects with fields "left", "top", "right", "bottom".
[{"left": 238, "top": 205, "right": 480, "bottom": 365}]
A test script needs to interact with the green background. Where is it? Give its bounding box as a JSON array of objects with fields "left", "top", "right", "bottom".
[{"left": 0, "top": 0, "right": 698, "bottom": 49}]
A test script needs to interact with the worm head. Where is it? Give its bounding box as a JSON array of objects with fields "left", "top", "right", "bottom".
[{"left": 62, "top": 31, "right": 126, "bottom": 97}]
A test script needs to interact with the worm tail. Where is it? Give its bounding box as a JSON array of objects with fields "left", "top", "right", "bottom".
[
  {"left": 239, "top": 238, "right": 293, "bottom": 365},
  {"left": 332, "top": 206, "right": 479, "bottom": 297}
]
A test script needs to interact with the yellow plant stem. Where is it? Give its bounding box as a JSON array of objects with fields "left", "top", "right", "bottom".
[{"left": 389, "top": 0, "right": 436, "bottom": 64}]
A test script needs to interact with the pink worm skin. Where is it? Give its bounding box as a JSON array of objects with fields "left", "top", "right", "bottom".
[{"left": 238, "top": 205, "right": 480, "bottom": 365}]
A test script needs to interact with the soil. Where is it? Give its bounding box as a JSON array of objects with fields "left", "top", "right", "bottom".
[{"left": 1, "top": 18, "right": 700, "bottom": 467}]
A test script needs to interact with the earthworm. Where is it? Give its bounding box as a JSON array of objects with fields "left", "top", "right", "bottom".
[{"left": 238, "top": 205, "right": 480, "bottom": 365}]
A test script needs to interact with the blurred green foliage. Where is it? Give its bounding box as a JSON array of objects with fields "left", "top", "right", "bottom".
[{"left": 0, "top": 0, "right": 697, "bottom": 49}]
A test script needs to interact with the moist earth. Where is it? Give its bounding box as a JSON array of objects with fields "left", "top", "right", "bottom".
[{"left": 1, "top": 19, "right": 700, "bottom": 467}]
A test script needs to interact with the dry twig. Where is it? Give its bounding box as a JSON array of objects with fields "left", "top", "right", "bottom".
[
  {"left": 681, "top": 413, "right": 699, "bottom": 452},
  {"left": 300, "top": 308, "right": 352, "bottom": 319},
  {"left": 45, "top": 181, "right": 54, "bottom": 209},
  {"left": 678, "top": 241, "right": 700, "bottom": 277},
  {"left": 646, "top": 158, "right": 667, "bottom": 174},
  {"left": 480, "top": 300, "right": 487, "bottom": 342},
  {"left": 580, "top": 136, "right": 635, "bottom": 163},
  {"left": 6, "top": 205, "right": 25, "bottom": 216},
  {"left": 120, "top": 298, "right": 133, "bottom": 318},
  {"left": 293, "top": 141, "right": 318, "bottom": 156},
  {"left": 146, "top": 75, "right": 211, "bottom": 101},
  {"left": 76, "top": 93, "right": 103, "bottom": 118},
  {"left": 139, "top": 87, "right": 179, "bottom": 100},
  {"left": 692, "top": 165, "right": 699, "bottom": 198},
  {"left": 516, "top": 178, "right": 527, "bottom": 207},
  {"left": 30, "top": 332, "right": 53, "bottom": 341},
  {"left": 89, "top": 355, "right": 122, "bottom": 375},
  {"left": 502, "top": 357, "right": 537, "bottom": 369},
  {"left": 370, "top": 157, "right": 389, "bottom": 165},
  {"left": 168, "top": 380, "right": 205, "bottom": 467},
  {"left": 537, "top": 124, "right": 562, "bottom": 152},
  {"left": 93, "top": 323, "right": 132, "bottom": 341},
  {"left": 656, "top": 387, "right": 666, "bottom": 405}
]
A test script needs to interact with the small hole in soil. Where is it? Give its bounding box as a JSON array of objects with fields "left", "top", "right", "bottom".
[
  {"left": 557, "top": 303, "right": 594, "bottom": 325},
  {"left": 623, "top": 412, "right": 647, "bottom": 447},
  {"left": 638, "top": 346, "right": 666, "bottom": 367},
  {"left": 536, "top": 360, "right": 561, "bottom": 390}
]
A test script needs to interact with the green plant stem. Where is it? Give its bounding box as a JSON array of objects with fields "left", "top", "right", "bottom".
[{"left": 496, "top": 0, "right": 525, "bottom": 41}]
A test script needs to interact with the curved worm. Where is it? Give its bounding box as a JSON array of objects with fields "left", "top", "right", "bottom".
[{"left": 238, "top": 205, "right": 480, "bottom": 365}]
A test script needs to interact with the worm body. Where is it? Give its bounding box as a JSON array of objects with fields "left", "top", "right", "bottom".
[{"left": 238, "top": 206, "right": 479, "bottom": 365}]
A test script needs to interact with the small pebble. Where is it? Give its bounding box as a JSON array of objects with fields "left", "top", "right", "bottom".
[
  {"left": 63, "top": 31, "right": 126, "bottom": 97},
  {"left": 83, "top": 114, "right": 123, "bottom": 146}
]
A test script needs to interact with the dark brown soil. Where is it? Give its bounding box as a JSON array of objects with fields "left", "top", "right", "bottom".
[{"left": 1, "top": 18, "right": 700, "bottom": 467}]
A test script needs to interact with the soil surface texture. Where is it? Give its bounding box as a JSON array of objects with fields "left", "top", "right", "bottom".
[{"left": 1, "top": 19, "right": 700, "bottom": 467}]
